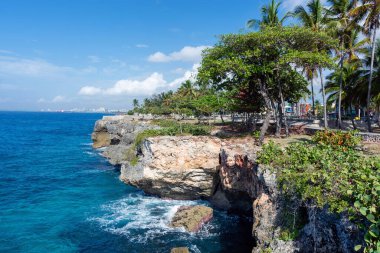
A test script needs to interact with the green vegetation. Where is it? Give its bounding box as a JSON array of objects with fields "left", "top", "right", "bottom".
[
  {"left": 131, "top": 0, "right": 380, "bottom": 139},
  {"left": 258, "top": 131, "right": 380, "bottom": 252}
]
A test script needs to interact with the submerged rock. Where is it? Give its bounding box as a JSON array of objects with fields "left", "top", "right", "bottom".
[
  {"left": 170, "top": 205, "right": 213, "bottom": 232},
  {"left": 120, "top": 136, "right": 221, "bottom": 199},
  {"left": 170, "top": 247, "right": 189, "bottom": 253}
]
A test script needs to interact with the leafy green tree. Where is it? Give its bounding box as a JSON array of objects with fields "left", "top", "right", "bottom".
[{"left": 198, "top": 26, "right": 336, "bottom": 144}]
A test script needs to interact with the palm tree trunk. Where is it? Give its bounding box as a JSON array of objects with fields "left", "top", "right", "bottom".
[
  {"left": 350, "top": 103, "right": 357, "bottom": 130},
  {"left": 338, "top": 48, "right": 344, "bottom": 129},
  {"left": 319, "top": 68, "right": 328, "bottom": 129},
  {"left": 366, "top": 28, "right": 377, "bottom": 132},
  {"left": 311, "top": 78, "right": 315, "bottom": 117}
]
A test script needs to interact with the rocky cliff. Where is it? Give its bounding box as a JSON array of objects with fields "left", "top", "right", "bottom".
[
  {"left": 92, "top": 116, "right": 362, "bottom": 253},
  {"left": 91, "top": 115, "right": 158, "bottom": 165},
  {"left": 120, "top": 136, "right": 222, "bottom": 199}
]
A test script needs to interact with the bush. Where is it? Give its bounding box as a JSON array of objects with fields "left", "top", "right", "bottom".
[
  {"left": 257, "top": 136, "right": 379, "bottom": 252},
  {"left": 312, "top": 130, "right": 361, "bottom": 150}
]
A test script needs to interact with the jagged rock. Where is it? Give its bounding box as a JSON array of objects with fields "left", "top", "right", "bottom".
[
  {"left": 170, "top": 205, "right": 213, "bottom": 232},
  {"left": 170, "top": 247, "right": 189, "bottom": 253},
  {"left": 210, "top": 138, "right": 260, "bottom": 214},
  {"left": 101, "top": 144, "right": 130, "bottom": 166},
  {"left": 120, "top": 136, "right": 221, "bottom": 199},
  {"left": 91, "top": 115, "right": 158, "bottom": 165}
]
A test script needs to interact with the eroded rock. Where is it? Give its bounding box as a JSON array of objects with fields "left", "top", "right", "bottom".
[
  {"left": 210, "top": 138, "right": 260, "bottom": 214},
  {"left": 170, "top": 205, "right": 213, "bottom": 232},
  {"left": 91, "top": 115, "right": 158, "bottom": 165},
  {"left": 120, "top": 136, "right": 221, "bottom": 199}
]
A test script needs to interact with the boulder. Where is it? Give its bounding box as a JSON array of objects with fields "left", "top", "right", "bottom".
[
  {"left": 170, "top": 205, "right": 213, "bottom": 232},
  {"left": 120, "top": 136, "right": 222, "bottom": 199},
  {"left": 170, "top": 247, "right": 189, "bottom": 253}
]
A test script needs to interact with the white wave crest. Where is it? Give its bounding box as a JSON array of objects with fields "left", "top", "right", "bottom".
[{"left": 88, "top": 193, "right": 219, "bottom": 244}]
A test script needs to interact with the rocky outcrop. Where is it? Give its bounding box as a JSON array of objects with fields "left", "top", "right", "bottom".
[
  {"left": 91, "top": 115, "right": 158, "bottom": 165},
  {"left": 211, "top": 138, "right": 259, "bottom": 214},
  {"left": 170, "top": 205, "right": 213, "bottom": 232},
  {"left": 120, "top": 136, "right": 222, "bottom": 199}
]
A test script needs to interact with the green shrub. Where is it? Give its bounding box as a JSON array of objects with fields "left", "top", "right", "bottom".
[
  {"left": 257, "top": 133, "right": 379, "bottom": 252},
  {"left": 312, "top": 130, "right": 361, "bottom": 150}
]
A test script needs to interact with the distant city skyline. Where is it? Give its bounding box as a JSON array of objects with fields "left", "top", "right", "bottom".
[{"left": 0, "top": 0, "right": 378, "bottom": 111}]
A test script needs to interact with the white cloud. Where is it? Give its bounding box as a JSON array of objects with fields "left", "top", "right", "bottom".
[
  {"left": 0, "top": 50, "right": 13, "bottom": 55},
  {"left": 38, "top": 95, "right": 67, "bottom": 103},
  {"left": 79, "top": 73, "right": 166, "bottom": 96},
  {"left": 78, "top": 64, "right": 200, "bottom": 96},
  {"left": 88, "top": 55, "right": 101, "bottom": 63},
  {"left": 52, "top": 95, "right": 65, "bottom": 103},
  {"left": 0, "top": 56, "right": 72, "bottom": 77},
  {"left": 148, "top": 45, "right": 210, "bottom": 63},
  {"left": 106, "top": 72, "right": 166, "bottom": 95},
  {"left": 78, "top": 86, "right": 102, "bottom": 96},
  {"left": 136, "top": 44, "right": 149, "bottom": 48},
  {"left": 168, "top": 63, "right": 199, "bottom": 88}
]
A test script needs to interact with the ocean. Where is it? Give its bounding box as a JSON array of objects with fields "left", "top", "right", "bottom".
[{"left": 0, "top": 112, "right": 253, "bottom": 253}]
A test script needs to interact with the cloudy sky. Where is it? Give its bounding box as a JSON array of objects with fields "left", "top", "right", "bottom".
[{"left": 0, "top": 0, "right": 376, "bottom": 111}]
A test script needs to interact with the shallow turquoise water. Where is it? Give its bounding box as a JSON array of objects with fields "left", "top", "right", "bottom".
[{"left": 0, "top": 112, "right": 253, "bottom": 253}]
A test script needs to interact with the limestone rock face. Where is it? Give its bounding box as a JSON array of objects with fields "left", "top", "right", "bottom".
[
  {"left": 120, "top": 136, "right": 221, "bottom": 199},
  {"left": 170, "top": 205, "right": 213, "bottom": 232},
  {"left": 210, "top": 138, "right": 260, "bottom": 214},
  {"left": 91, "top": 115, "right": 157, "bottom": 165}
]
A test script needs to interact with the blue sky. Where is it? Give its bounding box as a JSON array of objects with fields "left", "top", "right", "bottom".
[{"left": 0, "top": 0, "right": 337, "bottom": 111}]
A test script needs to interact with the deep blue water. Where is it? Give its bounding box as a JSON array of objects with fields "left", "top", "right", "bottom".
[{"left": 0, "top": 112, "right": 253, "bottom": 253}]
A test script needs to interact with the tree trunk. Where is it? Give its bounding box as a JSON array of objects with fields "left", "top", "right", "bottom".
[
  {"left": 260, "top": 111, "right": 271, "bottom": 145},
  {"left": 220, "top": 111, "right": 225, "bottom": 124},
  {"left": 350, "top": 103, "right": 357, "bottom": 130},
  {"left": 278, "top": 82, "right": 289, "bottom": 137},
  {"left": 259, "top": 82, "right": 273, "bottom": 145},
  {"left": 338, "top": 47, "right": 344, "bottom": 129},
  {"left": 275, "top": 101, "right": 281, "bottom": 137},
  {"left": 311, "top": 78, "right": 315, "bottom": 117},
  {"left": 366, "top": 27, "right": 377, "bottom": 132},
  {"left": 319, "top": 68, "right": 328, "bottom": 129}
]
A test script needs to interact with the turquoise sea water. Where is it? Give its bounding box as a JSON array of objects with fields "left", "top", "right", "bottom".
[{"left": 0, "top": 112, "right": 253, "bottom": 253}]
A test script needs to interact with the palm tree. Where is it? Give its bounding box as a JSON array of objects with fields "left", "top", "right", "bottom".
[
  {"left": 326, "top": 0, "right": 362, "bottom": 128},
  {"left": 350, "top": 0, "right": 380, "bottom": 131},
  {"left": 293, "top": 0, "right": 329, "bottom": 127},
  {"left": 247, "top": 0, "right": 290, "bottom": 28},
  {"left": 326, "top": 61, "right": 364, "bottom": 128},
  {"left": 177, "top": 80, "right": 198, "bottom": 99},
  {"left": 132, "top": 99, "right": 139, "bottom": 109}
]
